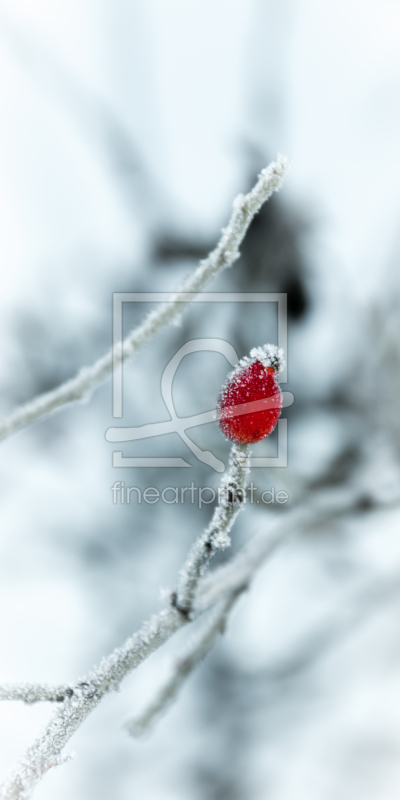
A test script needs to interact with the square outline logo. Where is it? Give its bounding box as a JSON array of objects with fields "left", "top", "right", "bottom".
[{"left": 108, "top": 293, "right": 290, "bottom": 469}]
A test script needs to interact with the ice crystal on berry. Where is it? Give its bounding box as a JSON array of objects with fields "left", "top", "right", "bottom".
[{"left": 217, "top": 345, "right": 283, "bottom": 444}]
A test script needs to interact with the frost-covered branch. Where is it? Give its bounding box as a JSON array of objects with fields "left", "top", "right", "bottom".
[
  {"left": 0, "top": 443, "right": 251, "bottom": 798},
  {"left": 0, "top": 155, "right": 289, "bottom": 443},
  {"left": 0, "top": 608, "right": 187, "bottom": 800},
  {"left": 129, "top": 552, "right": 400, "bottom": 739},
  {"left": 126, "top": 488, "right": 371, "bottom": 738},
  {"left": 195, "top": 487, "right": 372, "bottom": 613},
  {"left": 0, "top": 684, "right": 72, "bottom": 704},
  {"left": 176, "top": 442, "right": 250, "bottom": 615},
  {"left": 126, "top": 591, "right": 241, "bottom": 736},
  {"left": 1, "top": 456, "right": 350, "bottom": 799},
  {"left": 0, "top": 481, "right": 370, "bottom": 798}
]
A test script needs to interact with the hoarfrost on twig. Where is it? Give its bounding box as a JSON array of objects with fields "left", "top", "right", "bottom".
[
  {"left": 0, "top": 685, "right": 73, "bottom": 704},
  {"left": 0, "top": 608, "right": 186, "bottom": 800},
  {"left": 126, "top": 592, "right": 241, "bottom": 736},
  {"left": 194, "top": 487, "right": 373, "bottom": 613},
  {"left": 0, "top": 441, "right": 250, "bottom": 799},
  {"left": 176, "top": 442, "right": 250, "bottom": 615},
  {"left": 0, "top": 155, "right": 289, "bottom": 443},
  {"left": 0, "top": 153, "right": 291, "bottom": 798},
  {"left": 0, "top": 482, "right": 364, "bottom": 798}
]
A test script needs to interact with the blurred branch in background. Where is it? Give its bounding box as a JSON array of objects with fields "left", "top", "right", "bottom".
[
  {"left": 2, "top": 444, "right": 397, "bottom": 799},
  {"left": 0, "top": 156, "right": 288, "bottom": 443},
  {"left": 0, "top": 160, "right": 292, "bottom": 798},
  {"left": 126, "top": 592, "right": 241, "bottom": 737},
  {"left": 2, "top": 3, "right": 400, "bottom": 799},
  {"left": 0, "top": 8, "right": 156, "bottom": 222}
]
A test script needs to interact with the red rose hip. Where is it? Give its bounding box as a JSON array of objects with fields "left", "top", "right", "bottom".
[{"left": 218, "top": 345, "right": 284, "bottom": 445}]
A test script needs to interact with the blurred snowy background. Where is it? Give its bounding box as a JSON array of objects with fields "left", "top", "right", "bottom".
[{"left": 1, "top": 1, "right": 400, "bottom": 798}]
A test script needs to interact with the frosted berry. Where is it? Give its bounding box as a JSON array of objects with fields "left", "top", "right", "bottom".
[{"left": 218, "top": 345, "right": 284, "bottom": 445}]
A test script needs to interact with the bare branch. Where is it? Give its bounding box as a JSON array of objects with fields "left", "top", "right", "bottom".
[
  {"left": 126, "top": 487, "right": 376, "bottom": 738},
  {"left": 2, "top": 460, "right": 353, "bottom": 799},
  {"left": 127, "top": 592, "right": 241, "bottom": 737},
  {"left": 195, "top": 487, "right": 369, "bottom": 613},
  {"left": 0, "top": 443, "right": 251, "bottom": 798},
  {"left": 0, "top": 685, "right": 72, "bottom": 704},
  {"left": 1, "top": 472, "right": 370, "bottom": 800},
  {"left": 0, "top": 608, "right": 186, "bottom": 800},
  {"left": 176, "top": 442, "right": 250, "bottom": 615},
  {"left": 0, "top": 155, "right": 289, "bottom": 443}
]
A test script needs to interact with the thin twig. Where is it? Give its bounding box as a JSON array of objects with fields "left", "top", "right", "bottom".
[
  {"left": 176, "top": 442, "right": 250, "bottom": 614},
  {"left": 0, "top": 444, "right": 249, "bottom": 799},
  {"left": 0, "top": 481, "right": 357, "bottom": 798},
  {"left": 123, "top": 487, "right": 375, "bottom": 738},
  {"left": 0, "top": 608, "right": 186, "bottom": 800},
  {"left": 126, "top": 591, "right": 241, "bottom": 737},
  {"left": 0, "top": 155, "right": 289, "bottom": 443},
  {"left": 0, "top": 685, "right": 72, "bottom": 704},
  {"left": 194, "top": 487, "right": 369, "bottom": 613}
]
